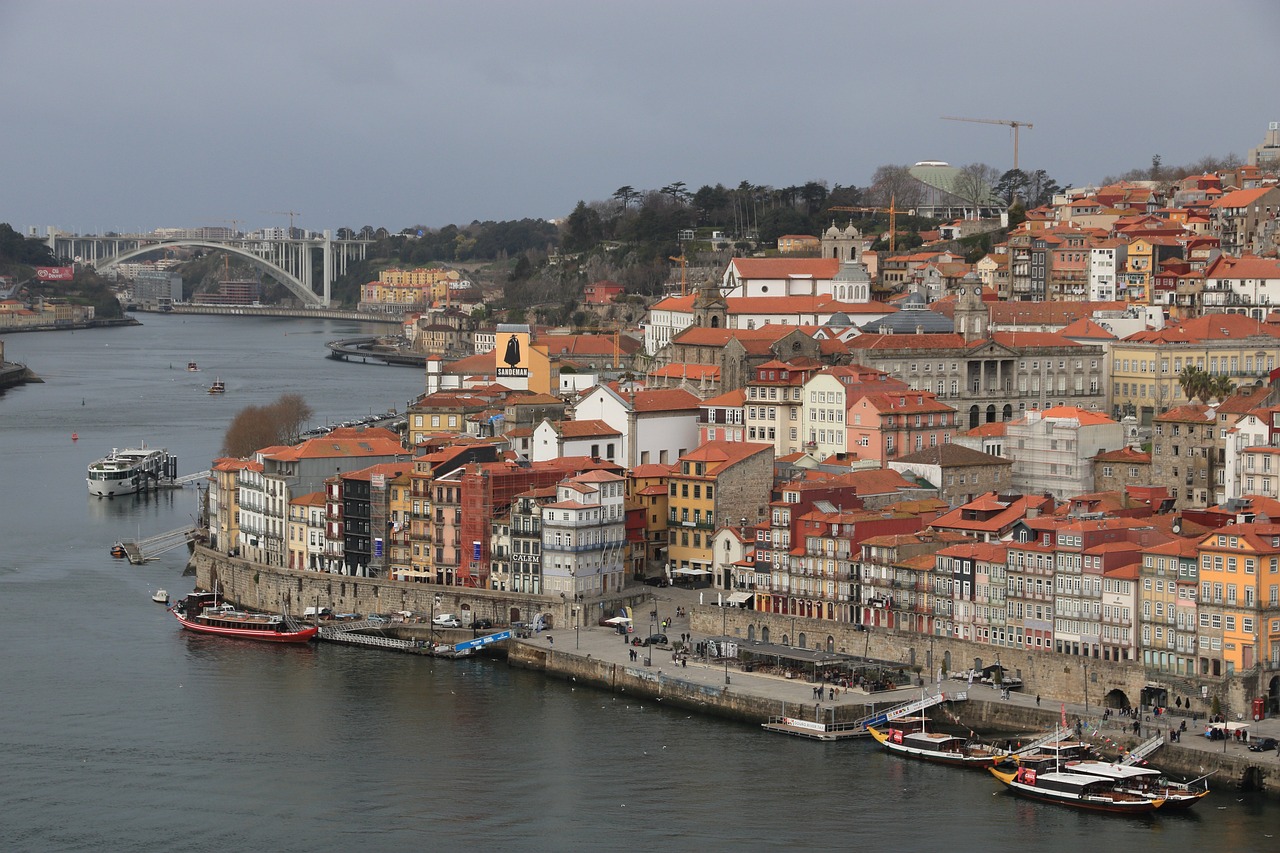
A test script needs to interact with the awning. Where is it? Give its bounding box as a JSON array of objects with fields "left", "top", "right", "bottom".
[
  {"left": 603, "top": 616, "right": 632, "bottom": 625},
  {"left": 727, "top": 591, "right": 754, "bottom": 605},
  {"left": 675, "top": 568, "right": 710, "bottom": 575}
]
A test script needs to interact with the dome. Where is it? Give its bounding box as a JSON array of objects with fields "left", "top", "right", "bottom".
[{"left": 827, "top": 311, "right": 854, "bottom": 327}]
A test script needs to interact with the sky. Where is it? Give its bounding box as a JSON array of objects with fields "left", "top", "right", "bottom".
[{"left": 3, "top": 1, "right": 1279, "bottom": 237}]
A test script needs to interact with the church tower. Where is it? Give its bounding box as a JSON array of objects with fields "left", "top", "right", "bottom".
[
  {"left": 822, "top": 223, "right": 862, "bottom": 262},
  {"left": 692, "top": 282, "right": 728, "bottom": 329}
]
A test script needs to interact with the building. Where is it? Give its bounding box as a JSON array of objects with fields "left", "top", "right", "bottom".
[
  {"left": 1006, "top": 407, "right": 1124, "bottom": 501},
  {"left": 1194, "top": 522, "right": 1280, "bottom": 676},
  {"left": 888, "top": 443, "right": 1013, "bottom": 507},
  {"left": 1092, "top": 446, "right": 1153, "bottom": 495},
  {"left": 665, "top": 441, "right": 774, "bottom": 579},
  {"left": 540, "top": 470, "right": 628, "bottom": 599},
  {"left": 1139, "top": 538, "right": 1201, "bottom": 678},
  {"left": 844, "top": 390, "right": 959, "bottom": 462}
]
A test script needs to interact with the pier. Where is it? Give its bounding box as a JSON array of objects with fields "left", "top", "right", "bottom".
[{"left": 115, "top": 525, "right": 201, "bottom": 564}]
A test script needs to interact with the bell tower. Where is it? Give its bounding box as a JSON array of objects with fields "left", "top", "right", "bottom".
[{"left": 954, "top": 273, "right": 989, "bottom": 343}]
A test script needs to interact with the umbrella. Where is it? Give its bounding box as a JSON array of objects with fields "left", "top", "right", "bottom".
[{"left": 603, "top": 616, "right": 632, "bottom": 625}]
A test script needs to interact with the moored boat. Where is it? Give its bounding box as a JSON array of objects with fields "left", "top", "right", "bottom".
[
  {"left": 868, "top": 723, "right": 1005, "bottom": 768},
  {"left": 1063, "top": 759, "right": 1209, "bottom": 810},
  {"left": 86, "top": 444, "right": 173, "bottom": 498},
  {"left": 989, "top": 765, "right": 1165, "bottom": 814},
  {"left": 172, "top": 594, "right": 317, "bottom": 643}
]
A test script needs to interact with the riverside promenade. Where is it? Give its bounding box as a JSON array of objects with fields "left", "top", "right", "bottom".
[{"left": 509, "top": 584, "right": 1280, "bottom": 795}]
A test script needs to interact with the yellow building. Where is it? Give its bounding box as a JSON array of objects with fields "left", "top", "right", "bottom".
[
  {"left": 1109, "top": 313, "right": 1280, "bottom": 419},
  {"left": 1195, "top": 523, "right": 1280, "bottom": 676},
  {"left": 665, "top": 441, "right": 774, "bottom": 578}
]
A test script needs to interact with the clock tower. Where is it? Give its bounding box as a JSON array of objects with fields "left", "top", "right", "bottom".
[{"left": 954, "top": 273, "right": 989, "bottom": 343}]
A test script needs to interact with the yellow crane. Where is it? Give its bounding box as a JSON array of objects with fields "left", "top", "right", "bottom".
[
  {"left": 827, "top": 196, "right": 914, "bottom": 252},
  {"left": 941, "top": 116, "right": 1034, "bottom": 171},
  {"left": 669, "top": 254, "right": 688, "bottom": 297}
]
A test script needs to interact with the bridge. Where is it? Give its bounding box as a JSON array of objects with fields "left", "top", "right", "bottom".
[{"left": 45, "top": 228, "right": 375, "bottom": 307}]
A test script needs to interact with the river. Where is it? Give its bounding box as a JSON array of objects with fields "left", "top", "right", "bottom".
[{"left": 0, "top": 314, "right": 1276, "bottom": 852}]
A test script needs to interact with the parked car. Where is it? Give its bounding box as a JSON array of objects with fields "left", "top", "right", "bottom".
[
  {"left": 432, "top": 613, "right": 462, "bottom": 628},
  {"left": 366, "top": 615, "right": 389, "bottom": 625},
  {"left": 470, "top": 618, "right": 494, "bottom": 630},
  {"left": 641, "top": 633, "right": 669, "bottom": 647},
  {"left": 643, "top": 576, "right": 669, "bottom": 587},
  {"left": 1248, "top": 736, "right": 1278, "bottom": 752}
]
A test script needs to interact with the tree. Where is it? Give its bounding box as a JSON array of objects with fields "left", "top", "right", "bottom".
[
  {"left": 611, "top": 186, "right": 640, "bottom": 211},
  {"left": 866, "top": 165, "right": 922, "bottom": 209},
  {"left": 220, "top": 393, "right": 315, "bottom": 458},
  {"left": 1024, "top": 170, "right": 1063, "bottom": 208},
  {"left": 993, "top": 169, "right": 1029, "bottom": 206},
  {"left": 1178, "top": 365, "right": 1212, "bottom": 403},
  {"left": 951, "top": 162, "right": 1000, "bottom": 212},
  {"left": 562, "top": 201, "right": 603, "bottom": 253}
]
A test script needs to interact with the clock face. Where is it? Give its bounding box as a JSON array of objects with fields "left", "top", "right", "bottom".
[{"left": 972, "top": 286, "right": 981, "bottom": 295}]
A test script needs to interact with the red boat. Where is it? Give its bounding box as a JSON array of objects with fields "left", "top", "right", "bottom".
[{"left": 172, "top": 594, "right": 317, "bottom": 643}]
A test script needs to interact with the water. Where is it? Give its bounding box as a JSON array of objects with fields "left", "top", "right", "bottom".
[{"left": 1, "top": 315, "right": 1277, "bottom": 851}]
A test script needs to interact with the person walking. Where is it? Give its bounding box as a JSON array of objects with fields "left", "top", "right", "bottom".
[{"left": 1036, "top": 694, "right": 1041, "bottom": 706}]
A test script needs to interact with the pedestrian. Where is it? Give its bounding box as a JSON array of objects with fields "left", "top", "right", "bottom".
[
  {"left": 682, "top": 657, "right": 687, "bottom": 668},
  {"left": 548, "top": 635, "right": 553, "bottom": 646},
  {"left": 1036, "top": 694, "right": 1041, "bottom": 707},
  {"left": 829, "top": 687, "right": 835, "bottom": 701}
]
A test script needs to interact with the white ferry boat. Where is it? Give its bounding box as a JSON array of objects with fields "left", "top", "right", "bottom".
[{"left": 86, "top": 445, "right": 173, "bottom": 497}]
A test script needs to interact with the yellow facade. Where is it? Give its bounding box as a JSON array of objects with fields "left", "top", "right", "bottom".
[
  {"left": 1196, "top": 529, "right": 1280, "bottom": 674},
  {"left": 1109, "top": 340, "right": 1280, "bottom": 416},
  {"left": 666, "top": 466, "right": 717, "bottom": 574}
]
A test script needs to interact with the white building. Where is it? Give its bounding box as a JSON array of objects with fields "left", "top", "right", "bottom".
[
  {"left": 1006, "top": 406, "right": 1125, "bottom": 500},
  {"left": 573, "top": 385, "right": 701, "bottom": 468},
  {"left": 1088, "top": 240, "right": 1128, "bottom": 302},
  {"left": 539, "top": 470, "right": 628, "bottom": 598}
]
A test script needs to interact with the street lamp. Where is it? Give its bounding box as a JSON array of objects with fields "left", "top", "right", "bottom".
[
  {"left": 574, "top": 606, "right": 580, "bottom": 650},
  {"left": 1082, "top": 661, "right": 1089, "bottom": 716},
  {"left": 646, "top": 611, "right": 654, "bottom": 667},
  {"left": 722, "top": 602, "right": 730, "bottom": 685},
  {"left": 430, "top": 593, "right": 441, "bottom": 646}
]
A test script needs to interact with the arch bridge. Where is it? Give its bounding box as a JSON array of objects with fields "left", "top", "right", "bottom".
[{"left": 46, "top": 229, "right": 373, "bottom": 307}]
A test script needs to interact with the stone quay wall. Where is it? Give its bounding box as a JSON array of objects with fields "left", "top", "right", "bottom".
[
  {"left": 191, "top": 546, "right": 652, "bottom": 629},
  {"left": 690, "top": 607, "right": 1262, "bottom": 717}
]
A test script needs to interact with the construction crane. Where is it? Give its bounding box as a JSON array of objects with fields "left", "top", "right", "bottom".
[
  {"left": 941, "top": 116, "right": 1034, "bottom": 171},
  {"left": 669, "top": 254, "right": 688, "bottom": 296},
  {"left": 828, "top": 196, "right": 914, "bottom": 252},
  {"left": 264, "top": 210, "right": 303, "bottom": 231}
]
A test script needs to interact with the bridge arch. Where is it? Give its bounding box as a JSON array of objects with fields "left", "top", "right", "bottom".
[{"left": 93, "top": 240, "right": 324, "bottom": 306}]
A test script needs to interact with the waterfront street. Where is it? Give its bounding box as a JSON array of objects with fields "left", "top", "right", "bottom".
[{"left": 546, "top": 583, "right": 1280, "bottom": 764}]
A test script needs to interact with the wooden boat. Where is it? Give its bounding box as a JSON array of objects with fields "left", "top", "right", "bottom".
[
  {"left": 172, "top": 595, "right": 316, "bottom": 643},
  {"left": 1063, "top": 759, "right": 1209, "bottom": 810},
  {"left": 868, "top": 720, "right": 1005, "bottom": 768},
  {"left": 208, "top": 378, "right": 226, "bottom": 394},
  {"left": 989, "top": 765, "right": 1164, "bottom": 814}
]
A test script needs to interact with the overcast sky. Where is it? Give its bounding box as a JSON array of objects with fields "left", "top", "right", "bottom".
[{"left": 3, "top": 1, "right": 1278, "bottom": 236}]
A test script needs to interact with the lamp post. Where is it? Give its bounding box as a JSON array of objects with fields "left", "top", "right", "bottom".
[
  {"left": 1083, "top": 661, "right": 1089, "bottom": 717},
  {"left": 430, "top": 593, "right": 441, "bottom": 646},
  {"left": 574, "top": 606, "right": 580, "bottom": 650},
  {"left": 646, "top": 611, "right": 654, "bottom": 667},
  {"left": 722, "top": 601, "right": 730, "bottom": 685}
]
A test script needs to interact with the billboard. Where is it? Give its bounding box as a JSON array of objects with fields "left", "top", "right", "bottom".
[
  {"left": 495, "top": 324, "right": 531, "bottom": 378},
  {"left": 36, "top": 266, "right": 74, "bottom": 281}
]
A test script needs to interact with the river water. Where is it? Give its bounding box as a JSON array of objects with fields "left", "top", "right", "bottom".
[{"left": 1, "top": 314, "right": 1276, "bottom": 852}]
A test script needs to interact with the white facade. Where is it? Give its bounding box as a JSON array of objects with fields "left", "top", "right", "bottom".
[
  {"left": 574, "top": 385, "right": 700, "bottom": 469},
  {"left": 539, "top": 472, "right": 628, "bottom": 598},
  {"left": 1088, "top": 244, "right": 1127, "bottom": 302},
  {"left": 1007, "top": 409, "right": 1125, "bottom": 501}
]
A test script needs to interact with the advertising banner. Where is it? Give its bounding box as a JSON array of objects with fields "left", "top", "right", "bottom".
[
  {"left": 495, "top": 324, "right": 531, "bottom": 378},
  {"left": 36, "top": 266, "right": 74, "bottom": 281}
]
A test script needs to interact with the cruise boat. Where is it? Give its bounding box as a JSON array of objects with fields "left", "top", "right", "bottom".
[
  {"left": 86, "top": 445, "right": 173, "bottom": 498},
  {"left": 989, "top": 764, "right": 1165, "bottom": 814},
  {"left": 172, "top": 594, "right": 317, "bottom": 643},
  {"left": 868, "top": 721, "right": 1006, "bottom": 769},
  {"left": 1063, "top": 759, "right": 1210, "bottom": 810},
  {"left": 208, "top": 378, "right": 226, "bottom": 394}
]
